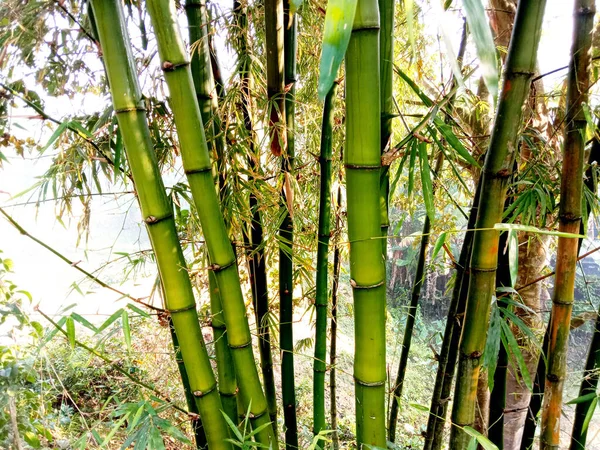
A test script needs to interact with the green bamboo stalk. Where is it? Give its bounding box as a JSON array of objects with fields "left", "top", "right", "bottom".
[
  {"left": 208, "top": 271, "right": 238, "bottom": 424},
  {"left": 313, "top": 82, "right": 337, "bottom": 436},
  {"left": 167, "top": 317, "right": 208, "bottom": 449},
  {"left": 232, "top": 0, "right": 278, "bottom": 429},
  {"left": 425, "top": 178, "right": 481, "bottom": 450},
  {"left": 541, "top": 2, "right": 594, "bottom": 448},
  {"left": 345, "top": 0, "right": 386, "bottom": 446},
  {"left": 330, "top": 181, "right": 343, "bottom": 450},
  {"left": 379, "top": 0, "right": 394, "bottom": 245},
  {"left": 89, "top": 1, "right": 231, "bottom": 448},
  {"left": 185, "top": 0, "right": 238, "bottom": 422},
  {"left": 145, "top": 0, "right": 275, "bottom": 445},
  {"left": 487, "top": 228, "right": 512, "bottom": 450},
  {"left": 281, "top": 1, "right": 299, "bottom": 447},
  {"left": 449, "top": 1, "right": 547, "bottom": 446}
]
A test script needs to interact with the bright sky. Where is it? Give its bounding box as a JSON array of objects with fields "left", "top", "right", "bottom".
[{"left": 0, "top": 0, "right": 583, "bottom": 330}]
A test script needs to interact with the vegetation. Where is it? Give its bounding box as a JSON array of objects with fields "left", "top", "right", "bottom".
[{"left": 1, "top": 0, "right": 600, "bottom": 449}]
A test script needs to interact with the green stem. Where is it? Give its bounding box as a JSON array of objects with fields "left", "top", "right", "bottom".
[
  {"left": 346, "top": 0, "right": 386, "bottom": 446},
  {"left": 313, "top": 82, "right": 337, "bottom": 436},
  {"left": 145, "top": 0, "right": 274, "bottom": 445},
  {"left": 89, "top": 2, "right": 231, "bottom": 447},
  {"left": 449, "top": 1, "right": 547, "bottom": 446}
]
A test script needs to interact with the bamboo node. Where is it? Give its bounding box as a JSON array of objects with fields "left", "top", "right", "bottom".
[
  {"left": 547, "top": 373, "right": 560, "bottom": 382},
  {"left": 166, "top": 304, "right": 196, "bottom": 314},
  {"left": 208, "top": 259, "right": 235, "bottom": 272},
  {"left": 192, "top": 383, "right": 217, "bottom": 398},
  {"left": 354, "top": 377, "right": 386, "bottom": 387},
  {"left": 144, "top": 213, "right": 173, "bottom": 225},
  {"left": 350, "top": 279, "right": 385, "bottom": 290}
]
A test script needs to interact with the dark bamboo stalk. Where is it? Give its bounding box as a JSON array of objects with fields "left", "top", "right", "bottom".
[
  {"left": 280, "top": 1, "right": 299, "bottom": 447},
  {"left": 540, "top": 2, "right": 594, "bottom": 448},
  {"left": 426, "top": 178, "right": 481, "bottom": 450},
  {"left": 449, "top": 1, "right": 547, "bottom": 446},
  {"left": 313, "top": 82, "right": 337, "bottom": 436},
  {"left": 233, "top": 0, "right": 278, "bottom": 429},
  {"left": 330, "top": 182, "right": 343, "bottom": 450}
]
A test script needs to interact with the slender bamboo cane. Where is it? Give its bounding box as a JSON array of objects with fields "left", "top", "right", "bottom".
[
  {"left": 145, "top": 0, "right": 275, "bottom": 445},
  {"left": 569, "top": 305, "right": 600, "bottom": 450},
  {"left": 280, "top": 1, "right": 299, "bottom": 447},
  {"left": 425, "top": 178, "right": 481, "bottom": 450},
  {"left": 392, "top": 21, "right": 468, "bottom": 445},
  {"left": 379, "top": 0, "right": 394, "bottom": 245},
  {"left": 168, "top": 317, "right": 208, "bottom": 449},
  {"left": 313, "top": 82, "right": 337, "bottom": 436},
  {"left": 521, "top": 120, "right": 600, "bottom": 450},
  {"left": 89, "top": 1, "right": 231, "bottom": 447},
  {"left": 233, "top": 0, "right": 278, "bottom": 429},
  {"left": 541, "top": 2, "right": 595, "bottom": 448},
  {"left": 449, "top": 1, "right": 547, "bottom": 446},
  {"left": 330, "top": 181, "right": 343, "bottom": 450},
  {"left": 346, "top": 0, "right": 386, "bottom": 446}
]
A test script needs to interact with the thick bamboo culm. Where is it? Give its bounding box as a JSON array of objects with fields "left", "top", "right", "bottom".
[
  {"left": 313, "top": 82, "right": 337, "bottom": 436},
  {"left": 541, "top": 1, "right": 595, "bottom": 448},
  {"left": 89, "top": 1, "right": 231, "bottom": 448},
  {"left": 345, "top": 0, "right": 386, "bottom": 446},
  {"left": 145, "top": 0, "right": 275, "bottom": 445},
  {"left": 185, "top": 0, "right": 238, "bottom": 424},
  {"left": 449, "top": 1, "right": 547, "bottom": 447}
]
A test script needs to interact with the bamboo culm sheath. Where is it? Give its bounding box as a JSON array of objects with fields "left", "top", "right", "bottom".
[
  {"left": 449, "top": 1, "right": 547, "bottom": 447},
  {"left": 145, "top": 0, "right": 275, "bottom": 445},
  {"left": 541, "top": 1, "right": 594, "bottom": 448},
  {"left": 345, "top": 0, "right": 386, "bottom": 446},
  {"left": 313, "top": 82, "right": 337, "bottom": 436},
  {"left": 89, "top": 1, "right": 231, "bottom": 447}
]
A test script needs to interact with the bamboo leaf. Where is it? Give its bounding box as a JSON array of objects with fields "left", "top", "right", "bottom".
[
  {"left": 484, "top": 305, "right": 501, "bottom": 390},
  {"left": 66, "top": 316, "right": 76, "bottom": 348},
  {"left": 418, "top": 142, "right": 435, "bottom": 222},
  {"left": 71, "top": 312, "right": 98, "bottom": 332},
  {"left": 494, "top": 223, "right": 585, "bottom": 239},
  {"left": 405, "top": 0, "right": 416, "bottom": 62},
  {"left": 122, "top": 310, "right": 131, "bottom": 352},
  {"left": 42, "top": 121, "right": 69, "bottom": 152},
  {"left": 317, "top": 0, "right": 358, "bottom": 100},
  {"left": 127, "top": 303, "right": 151, "bottom": 318},
  {"left": 462, "top": 0, "right": 499, "bottom": 103},
  {"left": 508, "top": 229, "right": 518, "bottom": 287},
  {"left": 566, "top": 392, "right": 598, "bottom": 405},
  {"left": 463, "top": 426, "right": 498, "bottom": 450},
  {"left": 434, "top": 119, "right": 479, "bottom": 167},
  {"left": 101, "top": 412, "right": 131, "bottom": 447},
  {"left": 582, "top": 396, "right": 598, "bottom": 433},
  {"left": 501, "top": 320, "right": 532, "bottom": 391},
  {"left": 96, "top": 309, "right": 124, "bottom": 334},
  {"left": 408, "top": 139, "right": 417, "bottom": 197},
  {"left": 431, "top": 232, "right": 447, "bottom": 260}
]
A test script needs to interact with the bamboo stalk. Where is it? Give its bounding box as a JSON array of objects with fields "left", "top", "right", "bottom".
[
  {"left": 233, "top": 0, "right": 278, "bottom": 429},
  {"left": 425, "top": 178, "right": 481, "bottom": 450},
  {"left": 145, "top": 0, "right": 275, "bottom": 445},
  {"left": 89, "top": 1, "right": 231, "bottom": 447},
  {"left": 330, "top": 181, "right": 343, "bottom": 450},
  {"left": 280, "top": 1, "right": 299, "bottom": 447},
  {"left": 313, "top": 82, "right": 337, "bottom": 436},
  {"left": 449, "top": 1, "right": 547, "bottom": 446},
  {"left": 345, "top": 0, "right": 386, "bottom": 446},
  {"left": 541, "top": 2, "right": 595, "bottom": 448},
  {"left": 168, "top": 317, "right": 208, "bottom": 449}
]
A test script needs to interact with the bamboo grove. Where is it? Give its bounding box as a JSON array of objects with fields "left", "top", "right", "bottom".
[{"left": 2, "top": 0, "right": 600, "bottom": 449}]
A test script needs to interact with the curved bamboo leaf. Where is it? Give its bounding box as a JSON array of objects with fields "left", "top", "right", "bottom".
[
  {"left": 508, "top": 229, "right": 518, "bottom": 287},
  {"left": 501, "top": 319, "right": 532, "bottom": 391},
  {"left": 318, "top": 0, "right": 358, "bottom": 100},
  {"left": 462, "top": 0, "right": 499, "bottom": 103},
  {"left": 463, "top": 426, "right": 498, "bottom": 450},
  {"left": 418, "top": 142, "right": 435, "bottom": 222},
  {"left": 484, "top": 305, "right": 501, "bottom": 390}
]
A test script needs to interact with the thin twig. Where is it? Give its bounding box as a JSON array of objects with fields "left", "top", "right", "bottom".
[{"left": 0, "top": 207, "right": 162, "bottom": 312}]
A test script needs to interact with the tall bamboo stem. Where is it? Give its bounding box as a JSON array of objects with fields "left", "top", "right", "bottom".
[
  {"left": 233, "top": 0, "right": 278, "bottom": 429},
  {"left": 449, "top": 1, "right": 547, "bottom": 446},
  {"left": 346, "top": 0, "right": 386, "bottom": 446},
  {"left": 540, "top": 1, "right": 594, "bottom": 448},
  {"left": 330, "top": 181, "right": 343, "bottom": 450},
  {"left": 89, "top": 1, "right": 231, "bottom": 447},
  {"left": 145, "top": 0, "right": 275, "bottom": 445},
  {"left": 313, "top": 82, "right": 337, "bottom": 436}
]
